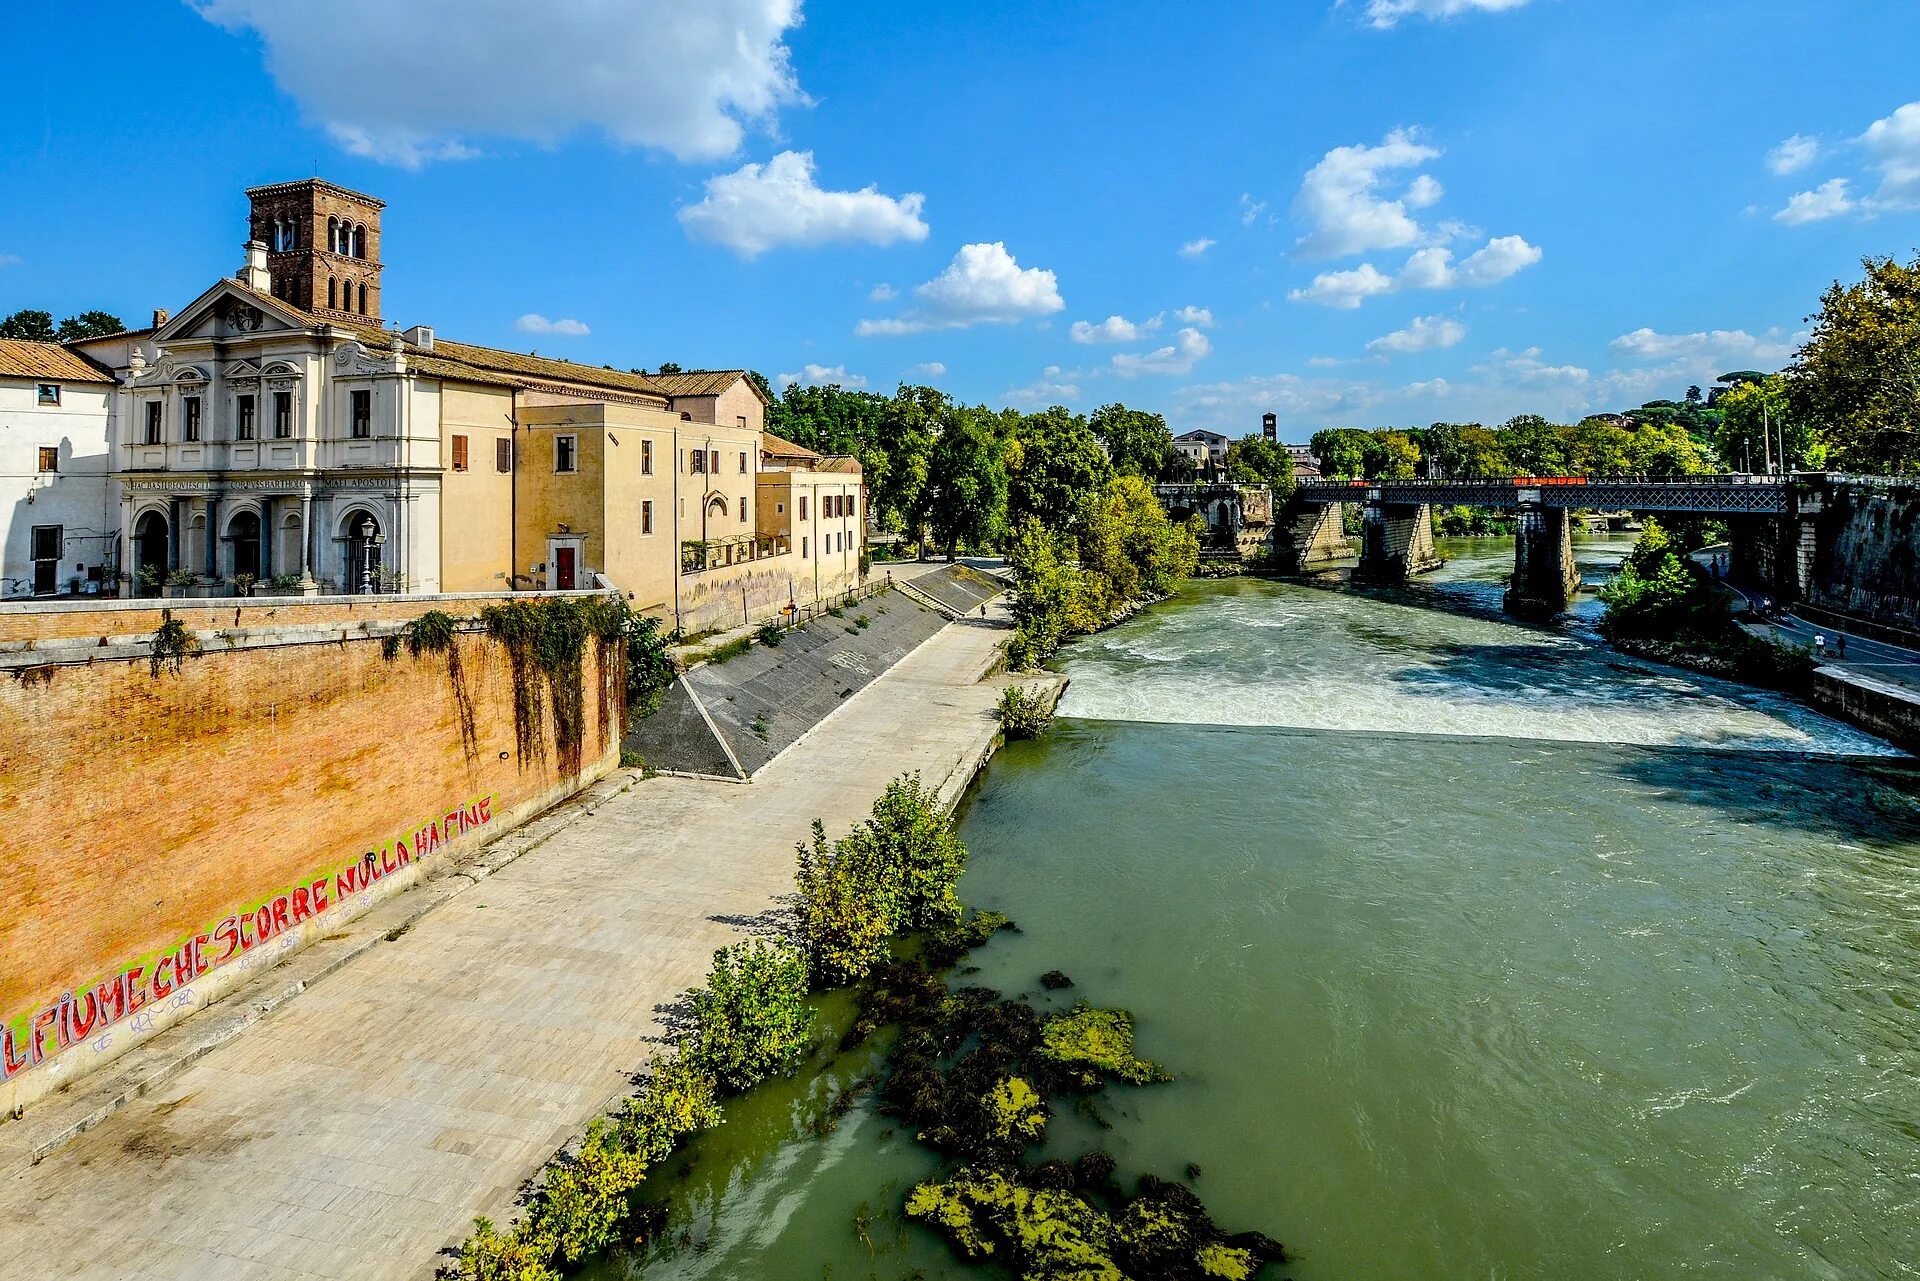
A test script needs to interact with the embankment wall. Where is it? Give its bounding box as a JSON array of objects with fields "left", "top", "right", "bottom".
[{"left": 0, "top": 597, "right": 622, "bottom": 1115}]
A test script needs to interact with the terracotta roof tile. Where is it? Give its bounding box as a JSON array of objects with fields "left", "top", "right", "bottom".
[
  {"left": 0, "top": 339, "right": 116, "bottom": 384},
  {"left": 760, "top": 432, "right": 821, "bottom": 461},
  {"left": 647, "top": 370, "right": 752, "bottom": 399}
]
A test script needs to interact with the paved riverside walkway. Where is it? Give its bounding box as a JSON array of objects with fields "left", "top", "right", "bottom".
[{"left": 0, "top": 608, "right": 1033, "bottom": 1281}]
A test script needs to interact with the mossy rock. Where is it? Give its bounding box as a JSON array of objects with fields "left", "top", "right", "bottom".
[{"left": 1039, "top": 1003, "right": 1170, "bottom": 1087}]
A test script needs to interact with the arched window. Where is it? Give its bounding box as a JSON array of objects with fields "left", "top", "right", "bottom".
[
  {"left": 327, "top": 277, "right": 337, "bottom": 309},
  {"left": 352, "top": 224, "right": 366, "bottom": 259},
  {"left": 327, "top": 217, "right": 338, "bottom": 253},
  {"left": 357, "top": 282, "right": 367, "bottom": 314}
]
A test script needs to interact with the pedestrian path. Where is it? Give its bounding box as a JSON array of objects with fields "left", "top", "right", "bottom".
[{"left": 0, "top": 604, "right": 1034, "bottom": 1281}]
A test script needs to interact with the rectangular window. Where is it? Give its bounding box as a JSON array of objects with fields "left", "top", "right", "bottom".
[
  {"left": 738, "top": 496, "right": 747, "bottom": 522},
  {"left": 30, "top": 525, "right": 61, "bottom": 595},
  {"left": 737, "top": 415, "right": 747, "bottom": 429},
  {"left": 691, "top": 449, "right": 706, "bottom": 474},
  {"left": 801, "top": 536, "right": 808, "bottom": 558},
  {"left": 36, "top": 446, "right": 58, "bottom": 473},
  {"left": 236, "top": 394, "right": 256, "bottom": 440},
  {"left": 709, "top": 449, "right": 720, "bottom": 474},
  {"left": 496, "top": 438, "right": 513, "bottom": 473},
  {"left": 555, "top": 434, "right": 578, "bottom": 473},
  {"left": 350, "top": 389, "right": 372, "bottom": 439},
  {"left": 641, "top": 500, "right": 653, "bottom": 535},
  {"left": 144, "top": 401, "right": 163, "bottom": 445},
  {"left": 641, "top": 439, "right": 653, "bottom": 475},
  {"left": 799, "top": 495, "right": 808, "bottom": 521},
  {"left": 273, "top": 391, "right": 292, "bottom": 438},
  {"left": 183, "top": 396, "right": 202, "bottom": 442},
  {"left": 36, "top": 383, "right": 60, "bottom": 406},
  {"left": 738, "top": 450, "right": 748, "bottom": 473},
  {"left": 451, "top": 434, "right": 469, "bottom": 472}
]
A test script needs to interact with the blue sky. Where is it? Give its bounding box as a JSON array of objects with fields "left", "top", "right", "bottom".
[{"left": 3, "top": 0, "right": 1918, "bottom": 437}]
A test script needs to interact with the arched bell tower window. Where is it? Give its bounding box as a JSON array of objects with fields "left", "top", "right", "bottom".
[
  {"left": 352, "top": 224, "right": 366, "bottom": 259},
  {"left": 328, "top": 277, "right": 337, "bottom": 310}
]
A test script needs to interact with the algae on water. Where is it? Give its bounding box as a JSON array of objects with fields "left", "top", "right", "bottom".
[{"left": 1039, "top": 1003, "right": 1170, "bottom": 1087}]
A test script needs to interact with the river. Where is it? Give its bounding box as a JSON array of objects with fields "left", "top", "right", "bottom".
[{"left": 587, "top": 535, "right": 1920, "bottom": 1281}]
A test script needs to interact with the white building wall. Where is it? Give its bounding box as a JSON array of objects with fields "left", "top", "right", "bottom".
[{"left": 0, "top": 378, "right": 116, "bottom": 598}]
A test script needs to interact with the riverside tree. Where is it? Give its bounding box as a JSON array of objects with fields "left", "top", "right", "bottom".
[
  {"left": 1789, "top": 251, "right": 1920, "bottom": 473},
  {"left": 1089, "top": 402, "right": 1178, "bottom": 479}
]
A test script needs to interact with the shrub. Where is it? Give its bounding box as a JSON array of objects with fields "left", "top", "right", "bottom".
[
  {"left": 754, "top": 619, "right": 785, "bottom": 648},
  {"left": 686, "top": 940, "right": 815, "bottom": 1093},
  {"left": 451, "top": 1217, "right": 558, "bottom": 1281},
  {"left": 997, "top": 685, "right": 1054, "bottom": 740},
  {"left": 614, "top": 1053, "right": 722, "bottom": 1162},
  {"left": 538, "top": 1121, "right": 649, "bottom": 1264},
  {"left": 793, "top": 820, "right": 900, "bottom": 986},
  {"left": 863, "top": 773, "right": 966, "bottom": 930}
]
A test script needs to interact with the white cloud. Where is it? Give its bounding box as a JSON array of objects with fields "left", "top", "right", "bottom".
[
  {"left": 906, "top": 362, "right": 947, "bottom": 378},
  {"left": 1292, "top": 129, "right": 1444, "bottom": 258},
  {"left": 1288, "top": 263, "right": 1399, "bottom": 309},
  {"left": 1358, "top": 0, "right": 1532, "bottom": 29},
  {"left": 857, "top": 242, "right": 1064, "bottom": 336},
  {"left": 1290, "top": 235, "right": 1540, "bottom": 308},
  {"left": 516, "top": 314, "right": 590, "bottom": 336},
  {"left": 190, "top": 0, "right": 802, "bottom": 167},
  {"left": 1774, "top": 178, "right": 1855, "bottom": 225},
  {"left": 1472, "top": 346, "right": 1589, "bottom": 388},
  {"left": 777, "top": 363, "right": 867, "bottom": 389},
  {"left": 1071, "top": 313, "right": 1163, "bottom": 344},
  {"left": 869, "top": 283, "right": 897, "bottom": 302},
  {"left": 1006, "top": 366, "right": 1082, "bottom": 407},
  {"left": 1179, "top": 237, "right": 1217, "bottom": 258},
  {"left": 1240, "top": 194, "right": 1269, "bottom": 226},
  {"left": 1173, "top": 306, "right": 1215, "bottom": 327},
  {"left": 1862, "top": 101, "right": 1920, "bottom": 209},
  {"left": 1609, "top": 327, "right": 1798, "bottom": 366},
  {"left": 678, "top": 151, "right": 928, "bottom": 258},
  {"left": 1766, "top": 134, "right": 1822, "bottom": 176},
  {"left": 1112, "top": 328, "right": 1212, "bottom": 377},
  {"left": 1367, "top": 315, "right": 1466, "bottom": 355}
]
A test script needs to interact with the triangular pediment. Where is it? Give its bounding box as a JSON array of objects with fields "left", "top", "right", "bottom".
[{"left": 152, "top": 278, "right": 315, "bottom": 345}]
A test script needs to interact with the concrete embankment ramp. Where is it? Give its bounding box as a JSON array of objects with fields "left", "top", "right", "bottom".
[{"left": 626, "top": 566, "right": 1007, "bottom": 778}]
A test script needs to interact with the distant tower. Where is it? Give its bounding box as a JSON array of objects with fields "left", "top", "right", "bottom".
[
  {"left": 1262, "top": 412, "right": 1278, "bottom": 442},
  {"left": 243, "top": 179, "right": 386, "bottom": 320}
]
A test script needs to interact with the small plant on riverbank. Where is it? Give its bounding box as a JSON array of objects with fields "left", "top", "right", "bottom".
[
  {"left": 686, "top": 940, "right": 815, "bottom": 1093},
  {"left": 626, "top": 612, "right": 676, "bottom": 720},
  {"left": 867, "top": 773, "right": 966, "bottom": 929},
  {"left": 754, "top": 619, "right": 785, "bottom": 648},
  {"left": 997, "top": 685, "right": 1055, "bottom": 740},
  {"left": 148, "top": 609, "right": 197, "bottom": 677},
  {"left": 794, "top": 820, "right": 902, "bottom": 985}
]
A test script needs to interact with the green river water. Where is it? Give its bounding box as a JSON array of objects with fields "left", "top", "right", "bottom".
[{"left": 587, "top": 536, "right": 1920, "bottom": 1281}]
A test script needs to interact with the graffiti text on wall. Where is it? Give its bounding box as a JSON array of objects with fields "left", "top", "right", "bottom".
[{"left": 2, "top": 796, "right": 493, "bottom": 1082}]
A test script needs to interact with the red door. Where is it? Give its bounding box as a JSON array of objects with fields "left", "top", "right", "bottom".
[{"left": 555, "top": 547, "right": 576, "bottom": 590}]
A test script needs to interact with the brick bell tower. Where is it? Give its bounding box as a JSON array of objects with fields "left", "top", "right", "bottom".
[{"left": 244, "top": 179, "right": 386, "bottom": 321}]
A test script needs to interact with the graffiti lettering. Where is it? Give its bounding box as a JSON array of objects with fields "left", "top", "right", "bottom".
[{"left": 2, "top": 795, "right": 493, "bottom": 1082}]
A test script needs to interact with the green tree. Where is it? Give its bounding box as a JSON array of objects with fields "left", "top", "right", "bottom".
[
  {"left": 1497, "top": 415, "right": 1573, "bottom": 475},
  {"left": 1088, "top": 403, "right": 1176, "bottom": 479},
  {"left": 55, "top": 311, "right": 124, "bottom": 342},
  {"left": 1789, "top": 252, "right": 1920, "bottom": 472},
  {"left": 1224, "top": 434, "right": 1296, "bottom": 501},
  {"left": 1078, "top": 475, "right": 1203, "bottom": 607},
  {"left": 1309, "top": 428, "right": 1372, "bottom": 478},
  {"left": 1629, "top": 420, "right": 1714, "bottom": 476},
  {"left": 927, "top": 408, "right": 1008, "bottom": 559},
  {"left": 1363, "top": 430, "right": 1421, "bottom": 480},
  {"left": 686, "top": 940, "right": 815, "bottom": 1093},
  {"left": 1006, "top": 407, "right": 1111, "bottom": 534},
  {"left": 0, "top": 309, "right": 55, "bottom": 341},
  {"left": 1720, "top": 373, "right": 1821, "bottom": 473}
]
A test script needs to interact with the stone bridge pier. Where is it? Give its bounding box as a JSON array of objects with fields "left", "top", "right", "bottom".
[
  {"left": 1354, "top": 500, "right": 1443, "bottom": 584},
  {"left": 1504, "top": 501, "right": 1580, "bottom": 617},
  {"left": 1273, "top": 502, "right": 1350, "bottom": 573},
  {"left": 1728, "top": 490, "right": 1822, "bottom": 604}
]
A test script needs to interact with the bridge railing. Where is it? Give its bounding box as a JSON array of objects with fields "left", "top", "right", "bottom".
[{"left": 1295, "top": 473, "right": 1789, "bottom": 490}]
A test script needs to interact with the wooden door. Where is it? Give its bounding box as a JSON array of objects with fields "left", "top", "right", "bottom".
[{"left": 555, "top": 546, "right": 577, "bottom": 590}]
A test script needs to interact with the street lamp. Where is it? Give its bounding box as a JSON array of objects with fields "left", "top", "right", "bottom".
[{"left": 359, "top": 518, "right": 380, "bottom": 594}]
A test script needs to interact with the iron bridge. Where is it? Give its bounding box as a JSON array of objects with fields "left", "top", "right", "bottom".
[{"left": 1293, "top": 476, "right": 1792, "bottom": 516}]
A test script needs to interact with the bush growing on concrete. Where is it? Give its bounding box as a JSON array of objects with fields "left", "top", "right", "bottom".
[
  {"left": 626, "top": 612, "right": 676, "bottom": 719},
  {"left": 539, "top": 1120, "right": 651, "bottom": 1264},
  {"left": 793, "top": 820, "right": 901, "bottom": 986},
  {"left": 613, "top": 1051, "right": 724, "bottom": 1161},
  {"left": 454, "top": 1215, "right": 558, "bottom": 1281},
  {"left": 686, "top": 940, "right": 815, "bottom": 1093},
  {"left": 754, "top": 619, "right": 785, "bottom": 648},
  {"left": 997, "top": 685, "right": 1055, "bottom": 740},
  {"left": 863, "top": 773, "right": 967, "bottom": 930}
]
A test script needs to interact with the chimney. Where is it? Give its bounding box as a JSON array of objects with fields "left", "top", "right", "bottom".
[
  {"left": 240, "top": 239, "right": 271, "bottom": 292},
  {"left": 152, "top": 308, "right": 170, "bottom": 329}
]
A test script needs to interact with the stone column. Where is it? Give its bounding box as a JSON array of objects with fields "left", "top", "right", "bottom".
[
  {"left": 1272, "top": 501, "right": 1349, "bottom": 573},
  {"left": 1354, "top": 500, "right": 1444, "bottom": 584},
  {"left": 1504, "top": 499, "right": 1579, "bottom": 617}
]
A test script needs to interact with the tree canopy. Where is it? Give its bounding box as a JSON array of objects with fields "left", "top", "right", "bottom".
[
  {"left": 1788, "top": 251, "right": 1920, "bottom": 473},
  {"left": 0, "top": 308, "right": 124, "bottom": 342}
]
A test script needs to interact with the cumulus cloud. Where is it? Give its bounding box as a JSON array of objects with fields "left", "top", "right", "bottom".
[
  {"left": 1005, "top": 366, "right": 1082, "bottom": 407},
  {"left": 1609, "top": 327, "right": 1798, "bottom": 366},
  {"left": 1862, "top": 101, "right": 1920, "bottom": 209},
  {"left": 870, "top": 284, "right": 897, "bottom": 302},
  {"left": 1290, "top": 235, "right": 1541, "bottom": 308},
  {"left": 1471, "top": 346, "right": 1590, "bottom": 388},
  {"left": 1357, "top": 0, "right": 1532, "bottom": 29},
  {"left": 1071, "top": 313, "right": 1163, "bottom": 344},
  {"left": 190, "top": 0, "right": 803, "bottom": 166},
  {"left": 1774, "top": 178, "right": 1855, "bottom": 225},
  {"left": 906, "top": 362, "right": 947, "bottom": 378},
  {"left": 778, "top": 363, "right": 867, "bottom": 389},
  {"left": 1179, "top": 237, "right": 1217, "bottom": 258},
  {"left": 1174, "top": 306, "right": 1215, "bottom": 327},
  {"left": 516, "top": 314, "right": 590, "bottom": 336},
  {"left": 1367, "top": 315, "right": 1466, "bottom": 355},
  {"left": 1292, "top": 129, "right": 1444, "bottom": 258},
  {"left": 857, "top": 242, "right": 1064, "bottom": 336},
  {"left": 678, "top": 151, "right": 928, "bottom": 257},
  {"left": 1112, "top": 328, "right": 1212, "bottom": 377},
  {"left": 1766, "top": 134, "right": 1822, "bottom": 176}
]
